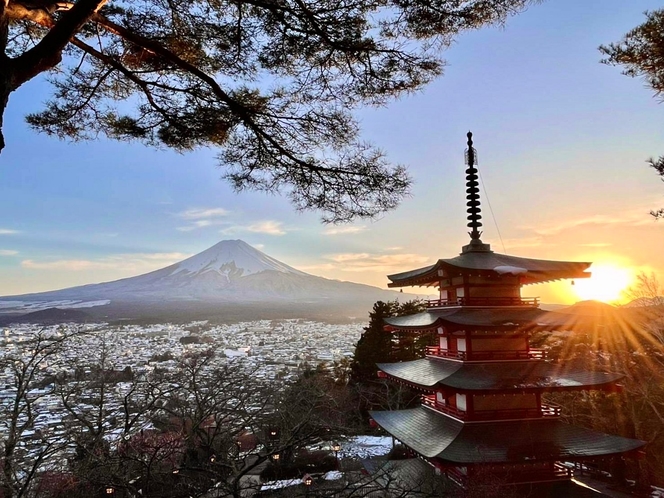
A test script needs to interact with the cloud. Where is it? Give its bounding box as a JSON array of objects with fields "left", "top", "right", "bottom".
[
  {"left": 328, "top": 253, "right": 371, "bottom": 263},
  {"left": 247, "top": 221, "right": 286, "bottom": 235},
  {"left": 179, "top": 206, "right": 287, "bottom": 236},
  {"left": 179, "top": 207, "right": 230, "bottom": 220},
  {"left": 0, "top": 229, "right": 19, "bottom": 235},
  {"left": 176, "top": 207, "right": 230, "bottom": 231},
  {"left": 323, "top": 226, "right": 367, "bottom": 236},
  {"left": 529, "top": 212, "right": 653, "bottom": 236},
  {"left": 22, "top": 259, "right": 106, "bottom": 271},
  {"left": 177, "top": 219, "right": 228, "bottom": 232},
  {"left": 0, "top": 250, "right": 18, "bottom": 256},
  {"left": 138, "top": 252, "right": 190, "bottom": 261},
  {"left": 299, "top": 263, "right": 337, "bottom": 272},
  {"left": 323, "top": 252, "right": 429, "bottom": 272},
  {"left": 222, "top": 220, "right": 287, "bottom": 236},
  {"left": 21, "top": 252, "right": 191, "bottom": 272},
  {"left": 580, "top": 242, "right": 612, "bottom": 248},
  {"left": 501, "top": 236, "right": 547, "bottom": 250}
]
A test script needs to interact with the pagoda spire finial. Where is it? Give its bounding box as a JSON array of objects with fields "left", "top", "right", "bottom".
[
  {"left": 465, "top": 131, "right": 482, "bottom": 241},
  {"left": 462, "top": 132, "right": 491, "bottom": 253}
]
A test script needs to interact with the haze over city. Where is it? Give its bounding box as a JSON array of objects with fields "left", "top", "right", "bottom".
[{"left": 1, "top": 0, "right": 663, "bottom": 305}]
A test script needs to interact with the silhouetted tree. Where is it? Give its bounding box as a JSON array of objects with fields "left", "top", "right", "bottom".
[
  {"left": 352, "top": 299, "right": 427, "bottom": 382},
  {"left": 349, "top": 299, "right": 428, "bottom": 423},
  {"left": 1, "top": 0, "right": 535, "bottom": 221},
  {"left": 351, "top": 301, "right": 399, "bottom": 382}
]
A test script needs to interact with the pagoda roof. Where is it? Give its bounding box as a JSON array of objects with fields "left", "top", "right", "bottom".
[
  {"left": 387, "top": 252, "right": 590, "bottom": 288},
  {"left": 384, "top": 307, "right": 547, "bottom": 330},
  {"left": 369, "top": 407, "right": 644, "bottom": 463},
  {"left": 362, "top": 461, "right": 607, "bottom": 497},
  {"left": 376, "top": 358, "right": 623, "bottom": 392}
]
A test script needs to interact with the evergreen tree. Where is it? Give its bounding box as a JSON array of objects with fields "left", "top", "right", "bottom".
[
  {"left": 352, "top": 300, "right": 399, "bottom": 382},
  {"left": 351, "top": 299, "right": 427, "bottom": 381},
  {"left": 600, "top": 10, "right": 664, "bottom": 219}
]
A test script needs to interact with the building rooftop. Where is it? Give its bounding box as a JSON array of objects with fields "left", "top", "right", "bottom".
[{"left": 387, "top": 252, "right": 591, "bottom": 288}]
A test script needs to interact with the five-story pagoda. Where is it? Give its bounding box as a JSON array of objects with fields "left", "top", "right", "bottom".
[{"left": 369, "top": 133, "right": 645, "bottom": 494}]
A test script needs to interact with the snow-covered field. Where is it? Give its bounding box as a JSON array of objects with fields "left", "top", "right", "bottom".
[{"left": 339, "top": 436, "right": 393, "bottom": 459}]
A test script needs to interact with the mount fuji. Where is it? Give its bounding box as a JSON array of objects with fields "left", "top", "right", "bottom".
[{"left": 0, "top": 240, "right": 407, "bottom": 322}]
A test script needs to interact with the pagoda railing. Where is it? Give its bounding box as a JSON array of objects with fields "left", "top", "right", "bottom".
[
  {"left": 422, "top": 395, "right": 561, "bottom": 421},
  {"left": 426, "top": 297, "right": 539, "bottom": 308},
  {"left": 421, "top": 396, "right": 466, "bottom": 419},
  {"left": 425, "top": 346, "right": 546, "bottom": 361},
  {"left": 445, "top": 462, "right": 571, "bottom": 487},
  {"left": 444, "top": 466, "right": 467, "bottom": 488},
  {"left": 540, "top": 403, "right": 563, "bottom": 418}
]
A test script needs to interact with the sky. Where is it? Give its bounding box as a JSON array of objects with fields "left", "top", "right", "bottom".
[{"left": 1, "top": 0, "right": 663, "bottom": 305}]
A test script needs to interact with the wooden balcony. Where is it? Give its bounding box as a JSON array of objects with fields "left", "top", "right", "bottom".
[
  {"left": 445, "top": 462, "right": 572, "bottom": 487},
  {"left": 426, "top": 297, "right": 539, "bottom": 308},
  {"left": 421, "top": 395, "right": 466, "bottom": 420},
  {"left": 421, "top": 395, "right": 561, "bottom": 421},
  {"left": 425, "top": 346, "right": 546, "bottom": 361}
]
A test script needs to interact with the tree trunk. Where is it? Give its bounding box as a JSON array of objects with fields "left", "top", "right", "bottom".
[
  {"left": 0, "top": 0, "right": 9, "bottom": 155},
  {"left": 0, "top": 70, "right": 10, "bottom": 155}
]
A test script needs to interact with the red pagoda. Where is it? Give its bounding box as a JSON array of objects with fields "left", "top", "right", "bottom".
[{"left": 369, "top": 133, "right": 645, "bottom": 494}]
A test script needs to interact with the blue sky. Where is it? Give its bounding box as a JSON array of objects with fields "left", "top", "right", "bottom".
[{"left": 1, "top": 0, "right": 663, "bottom": 304}]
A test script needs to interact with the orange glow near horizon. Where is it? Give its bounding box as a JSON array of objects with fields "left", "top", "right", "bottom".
[{"left": 571, "top": 264, "right": 633, "bottom": 304}]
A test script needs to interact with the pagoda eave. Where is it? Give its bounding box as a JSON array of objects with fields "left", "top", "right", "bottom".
[
  {"left": 369, "top": 407, "right": 645, "bottom": 464},
  {"left": 376, "top": 358, "right": 624, "bottom": 392},
  {"left": 384, "top": 308, "right": 548, "bottom": 330},
  {"left": 387, "top": 256, "right": 591, "bottom": 289}
]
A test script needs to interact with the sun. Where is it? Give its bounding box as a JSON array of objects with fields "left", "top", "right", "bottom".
[{"left": 572, "top": 264, "right": 632, "bottom": 304}]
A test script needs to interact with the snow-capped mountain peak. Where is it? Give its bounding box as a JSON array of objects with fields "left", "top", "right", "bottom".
[
  {"left": 169, "top": 240, "right": 306, "bottom": 279},
  {"left": 0, "top": 240, "right": 405, "bottom": 320}
]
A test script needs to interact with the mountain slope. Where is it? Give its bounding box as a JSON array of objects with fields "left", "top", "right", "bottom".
[
  {"left": 0, "top": 240, "right": 410, "bottom": 320},
  {"left": 3, "top": 240, "right": 307, "bottom": 301}
]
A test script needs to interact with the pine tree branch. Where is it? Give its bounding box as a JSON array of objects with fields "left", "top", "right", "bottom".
[
  {"left": 88, "top": 12, "right": 370, "bottom": 177},
  {"left": 11, "top": 0, "right": 106, "bottom": 88}
]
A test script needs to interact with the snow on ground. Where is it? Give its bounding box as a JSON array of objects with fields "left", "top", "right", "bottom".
[
  {"left": 0, "top": 299, "right": 110, "bottom": 313},
  {"left": 0, "top": 301, "right": 28, "bottom": 309},
  {"left": 339, "top": 436, "right": 393, "bottom": 459},
  {"left": 257, "top": 437, "right": 390, "bottom": 491},
  {"left": 63, "top": 299, "right": 111, "bottom": 308},
  {"left": 224, "top": 348, "right": 249, "bottom": 358},
  {"left": 260, "top": 478, "right": 303, "bottom": 491}
]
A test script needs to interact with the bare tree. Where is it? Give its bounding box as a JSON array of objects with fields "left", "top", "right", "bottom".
[
  {"left": 158, "top": 351, "right": 352, "bottom": 497},
  {"left": 44, "top": 344, "right": 356, "bottom": 497},
  {"left": 49, "top": 331, "right": 176, "bottom": 496},
  {"left": 0, "top": 329, "right": 72, "bottom": 498}
]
